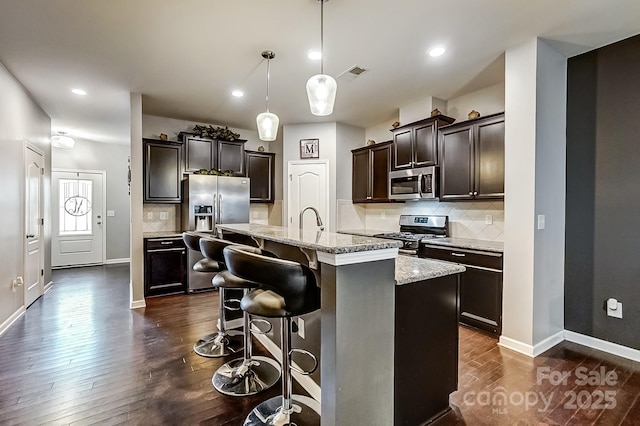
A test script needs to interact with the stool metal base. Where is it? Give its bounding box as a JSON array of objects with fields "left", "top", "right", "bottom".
[
  {"left": 212, "top": 355, "right": 281, "bottom": 396},
  {"left": 243, "top": 395, "right": 321, "bottom": 426},
  {"left": 193, "top": 330, "right": 243, "bottom": 358}
]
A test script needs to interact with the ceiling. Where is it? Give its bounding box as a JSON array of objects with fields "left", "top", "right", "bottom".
[{"left": 0, "top": 0, "right": 639, "bottom": 145}]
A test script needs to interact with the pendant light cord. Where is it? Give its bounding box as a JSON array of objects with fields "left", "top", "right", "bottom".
[
  {"left": 320, "top": 0, "right": 324, "bottom": 75},
  {"left": 265, "top": 57, "right": 271, "bottom": 112}
]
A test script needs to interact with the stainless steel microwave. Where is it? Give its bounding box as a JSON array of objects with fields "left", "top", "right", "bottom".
[{"left": 389, "top": 166, "right": 438, "bottom": 200}]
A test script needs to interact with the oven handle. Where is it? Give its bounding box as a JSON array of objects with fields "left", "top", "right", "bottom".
[{"left": 417, "top": 173, "right": 423, "bottom": 198}]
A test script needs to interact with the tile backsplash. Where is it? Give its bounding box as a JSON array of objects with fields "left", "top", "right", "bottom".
[{"left": 338, "top": 200, "right": 504, "bottom": 242}]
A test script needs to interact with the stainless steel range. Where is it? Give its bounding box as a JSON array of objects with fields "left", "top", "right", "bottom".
[{"left": 375, "top": 215, "right": 448, "bottom": 255}]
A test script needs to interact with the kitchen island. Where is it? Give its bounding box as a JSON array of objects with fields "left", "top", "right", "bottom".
[{"left": 217, "top": 223, "right": 464, "bottom": 425}]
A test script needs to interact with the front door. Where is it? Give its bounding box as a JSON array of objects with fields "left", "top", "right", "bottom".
[
  {"left": 288, "top": 160, "right": 329, "bottom": 231},
  {"left": 25, "top": 145, "right": 44, "bottom": 307},
  {"left": 52, "top": 170, "right": 105, "bottom": 267}
]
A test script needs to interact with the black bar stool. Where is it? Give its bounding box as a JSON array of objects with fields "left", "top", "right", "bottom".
[
  {"left": 223, "top": 245, "right": 321, "bottom": 426},
  {"left": 201, "top": 240, "right": 281, "bottom": 395}
]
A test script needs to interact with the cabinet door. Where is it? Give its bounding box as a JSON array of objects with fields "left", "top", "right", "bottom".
[
  {"left": 185, "top": 136, "right": 215, "bottom": 172},
  {"left": 393, "top": 128, "right": 413, "bottom": 170},
  {"left": 246, "top": 151, "right": 275, "bottom": 203},
  {"left": 370, "top": 144, "right": 391, "bottom": 201},
  {"left": 459, "top": 266, "right": 502, "bottom": 335},
  {"left": 413, "top": 122, "right": 437, "bottom": 167},
  {"left": 143, "top": 140, "right": 183, "bottom": 203},
  {"left": 439, "top": 125, "right": 474, "bottom": 200},
  {"left": 217, "top": 140, "right": 245, "bottom": 175},
  {"left": 144, "top": 247, "right": 187, "bottom": 296},
  {"left": 475, "top": 116, "right": 505, "bottom": 199},
  {"left": 352, "top": 149, "right": 371, "bottom": 202}
]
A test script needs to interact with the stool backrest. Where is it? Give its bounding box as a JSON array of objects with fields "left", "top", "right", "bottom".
[
  {"left": 199, "top": 237, "right": 235, "bottom": 264},
  {"left": 223, "top": 245, "right": 319, "bottom": 316},
  {"left": 182, "top": 232, "right": 201, "bottom": 252}
]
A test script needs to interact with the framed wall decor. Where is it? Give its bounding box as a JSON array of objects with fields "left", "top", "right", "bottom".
[{"left": 300, "top": 138, "right": 319, "bottom": 159}]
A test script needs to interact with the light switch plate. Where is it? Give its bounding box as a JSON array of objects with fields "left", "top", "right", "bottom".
[
  {"left": 107, "top": 210, "right": 115, "bottom": 217},
  {"left": 537, "top": 215, "right": 545, "bottom": 230}
]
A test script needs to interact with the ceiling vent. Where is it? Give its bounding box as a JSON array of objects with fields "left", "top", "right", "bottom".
[{"left": 337, "top": 65, "right": 368, "bottom": 82}]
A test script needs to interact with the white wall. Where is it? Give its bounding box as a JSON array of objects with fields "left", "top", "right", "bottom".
[
  {"left": 446, "top": 83, "right": 505, "bottom": 123},
  {"left": 500, "top": 38, "right": 567, "bottom": 355},
  {"left": 52, "top": 139, "right": 130, "bottom": 261},
  {"left": 0, "top": 62, "right": 51, "bottom": 331}
]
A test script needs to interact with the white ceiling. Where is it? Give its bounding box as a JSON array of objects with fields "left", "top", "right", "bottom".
[{"left": 0, "top": 0, "right": 639, "bottom": 145}]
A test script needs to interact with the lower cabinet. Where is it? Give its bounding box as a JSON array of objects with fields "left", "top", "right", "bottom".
[
  {"left": 419, "top": 245, "right": 503, "bottom": 335},
  {"left": 144, "top": 237, "right": 187, "bottom": 297}
]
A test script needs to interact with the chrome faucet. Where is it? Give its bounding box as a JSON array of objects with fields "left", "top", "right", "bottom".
[{"left": 299, "top": 206, "right": 324, "bottom": 232}]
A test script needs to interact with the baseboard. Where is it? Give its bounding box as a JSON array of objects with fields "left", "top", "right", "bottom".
[
  {"left": 106, "top": 258, "right": 130, "bottom": 265},
  {"left": 0, "top": 307, "right": 26, "bottom": 338},
  {"left": 130, "top": 299, "right": 146, "bottom": 309},
  {"left": 251, "top": 326, "right": 322, "bottom": 403},
  {"left": 44, "top": 281, "right": 54, "bottom": 293},
  {"left": 565, "top": 330, "right": 640, "bottom": 363},
  {"left": 498, "top": 330, "right": 564, "bottom": 357}
]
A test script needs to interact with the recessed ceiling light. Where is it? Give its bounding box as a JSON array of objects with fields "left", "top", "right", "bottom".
[
  {"left": 71, "top": 88, "right": 87, "bottom": 96},
  {"left": 428, "top": 46, "right": 446, "bottom": 57},
  {"left": 308, "top": 50, "right": 322, "bottom": 61},
  {"left": 231, "top": 90, "right": 244, "bottom": 97}
]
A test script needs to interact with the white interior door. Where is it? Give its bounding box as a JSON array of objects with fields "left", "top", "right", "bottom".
[
  {"left": 25, "top": 145, "right": 44, "bottom": 307},
  {"left": 52, "top": 170, "right": 105, "bottom": 267},
  {"left": 288, "top": 161, "right": 329, "bottom": 231}
]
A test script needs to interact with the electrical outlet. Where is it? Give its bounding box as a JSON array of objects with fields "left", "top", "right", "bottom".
[
  {"left": 381, "top": 211, "right": 386, "bottom": 219},
  {"left": 485, "top": 214, "right": 493, "bottom": 225},
  {"left": 147, "top": 212, "right": 153, "bottom": 220},
  {"left": 253, "top": 211, "right": 258, "bottom": 219},
  {"left": 159, "top": 212, "right": 168, "bottom": 220},
  {"left": 298, "top": 317, "right": 305, "bottom": 339},
  {"left": 537, "top": 214, "right": 545, "bottom": 230}
]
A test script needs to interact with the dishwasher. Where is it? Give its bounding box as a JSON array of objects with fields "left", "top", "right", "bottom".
[{"left": 144, "top": 236, "right": 187, "bottom": 297}]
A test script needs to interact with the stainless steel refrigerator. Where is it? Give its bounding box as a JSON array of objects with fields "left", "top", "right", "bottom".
[{"left": 182, "top": 174, "right": 250, "bottom": 292}]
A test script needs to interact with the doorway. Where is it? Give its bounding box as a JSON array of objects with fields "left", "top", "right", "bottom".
[
  {"left": 24, "top": 144, "right": 44, "bottom": 307},
  {"left": 287, "top": 160, "right": 329, "bottom": 231},
  {"left": 51, "top": 169, "right": 106, "bottom": 267}
]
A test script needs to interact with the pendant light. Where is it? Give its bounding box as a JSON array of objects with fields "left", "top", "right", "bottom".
[
  {"left": 51, "top": 131, "right": 75, "bottom": 149},
  {"left": 306, "top": 0, "right": 337, "bottom": 116},
  {"left": 256, "top": 50, "right": 279, "bottom": 141}
]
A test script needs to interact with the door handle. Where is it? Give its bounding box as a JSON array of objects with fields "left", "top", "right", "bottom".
[
  {"left": 26, "top": 234, "right": 35, "bottom": 239},
  {"left": 97, "top": 222, "right": 102, "bottom": 225}
]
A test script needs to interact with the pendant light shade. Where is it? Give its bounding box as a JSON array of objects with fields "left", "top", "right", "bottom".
[
  {"left": 51, "top": 131, "right": 75, "bottom": 149},
  {"left": 306, "top": 73, "right": 337, "bottom": 116},
  {"left": 307, "top": 0, "right": 337, "bottom": 116},
  {"left": 257, "top": 50, "right": 279, "bottom": 141}
]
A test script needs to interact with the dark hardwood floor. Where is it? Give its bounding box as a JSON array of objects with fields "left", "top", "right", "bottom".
[{"left": 1, "top": 264, "right": 639, "bottom": 425}]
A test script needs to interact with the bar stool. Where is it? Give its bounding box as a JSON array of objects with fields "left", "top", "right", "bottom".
[
  {"left": 223, "top": 245, "right": 321, "bottom": 426},
  {"left": 200, "top": 239, "right": 281, "bottom": 395},
  {"left": 183, "top": 232, "right": 243, "bottom": 358}
]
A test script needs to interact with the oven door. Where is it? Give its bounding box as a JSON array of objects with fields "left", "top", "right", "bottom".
[{"left": 389, "top": 167, "right": 437, "bottom": 200}]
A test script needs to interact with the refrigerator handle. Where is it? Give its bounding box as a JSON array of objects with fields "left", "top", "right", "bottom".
[
  {"left": 213, "top": 194, "right": 218, "bottom": 226},
  {"left": 218, "top": 194, "right": 222, "bottom": 225}
]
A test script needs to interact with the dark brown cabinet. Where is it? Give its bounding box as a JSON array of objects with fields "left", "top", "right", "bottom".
[
  {"left": 245, "top": 150, "right": 275, "bottom": 203},
  {"left": 179, "top": 132, "right": 246, "bottom": 175},
  {"left": 419, "top": 244, "right": 503, "bottom": 335},
  {"left": 439, "top": 112, "right": 505, "bottom": 200},
  {"left": 352, "top": 141, "right": 392, "bottom": 203},
  {"left": 144, "top": 237, "right": 187, "bottom": 297},
  {"left": 143, "top": 139, "right": 183, "bottom": 203},
  {"left": 392, "top": 115, "right": 455, "bottom": 169}
]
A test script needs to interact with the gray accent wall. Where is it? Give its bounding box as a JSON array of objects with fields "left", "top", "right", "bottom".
[
  {"left": 565, "top": 34, "right": 640, "bottom": 350},
  {"left": 52, "top": 138, "right": 131, "bottom": 261}
]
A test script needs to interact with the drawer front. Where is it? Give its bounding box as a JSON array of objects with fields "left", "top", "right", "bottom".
[
  {"left": 145, "top": 238, "right": 185, "bottom": 250},
  {"left": 420, "top": 245, "right": 503, "bottom": 270}
]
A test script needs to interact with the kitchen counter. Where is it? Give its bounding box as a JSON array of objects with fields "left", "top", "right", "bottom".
[
  {"left": 143, "top": 231, "right": 184, "bottom": 239},
  {"left": 214, "top": 223, "right": 463, "bottom": 425},
  {"left": 395, "top": 255, "right": 465, "bottom": 285}
]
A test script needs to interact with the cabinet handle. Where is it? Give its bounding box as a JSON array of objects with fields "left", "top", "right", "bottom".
[
  {"left": 468, "top": 192, "right": 473, "bottom": 196},
  {"left": 367, "top": 196, "right": 372, "bottom": 200},
  {"left": 451, "top": 252, "right": 466, "bottom": 257},
  {"left": 474, "top": 191, "right": 478, "bottom": 195},
  {"left": 161, "top": 241, "right": 173, "bottom": 245}
]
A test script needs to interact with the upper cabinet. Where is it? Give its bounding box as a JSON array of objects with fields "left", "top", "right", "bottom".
[
  {"left": 143, "top": 138, "right": 183, "bottom": 203},
  {"left": 352, "top": 141, "right": 393, "bottom": 203},
  {"left": 179, "top": 132, "right": 246, "bottom": 175},
  {"left": 392, "top": 115, "right": 455, "bottom": 170},
  {"left": 245, "top": 150, "right": 275, "bottom": 203},
  {"left": 439, "top": 112, "right": 505, "bottom": 201}
]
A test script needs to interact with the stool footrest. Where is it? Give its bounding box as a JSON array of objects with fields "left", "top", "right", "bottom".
[
  {"left": 223, "top": 299, "right": 242, "bottom": 311},
  {"left": 289, "top": 348, "right": 318, "bottom": 376},
  {"left": 249, "top": 318, "right": 273, "bottom": 335}
]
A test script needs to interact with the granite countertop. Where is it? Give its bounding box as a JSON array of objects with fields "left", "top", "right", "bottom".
[
  {"left": 216, "top": 223, "right": 402, "bottom": 254},
  {"left": 395, "top": 255, "right": 465, "bottom": 285},
  {"left": 143, "top": 231, "right": 183, "bottom": 239},
  {"left": 420, "top": 237, "right": 504, "bottom": 253},
  {"left": 337, "top": 229, "right": 392, "bottom": 238}
]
